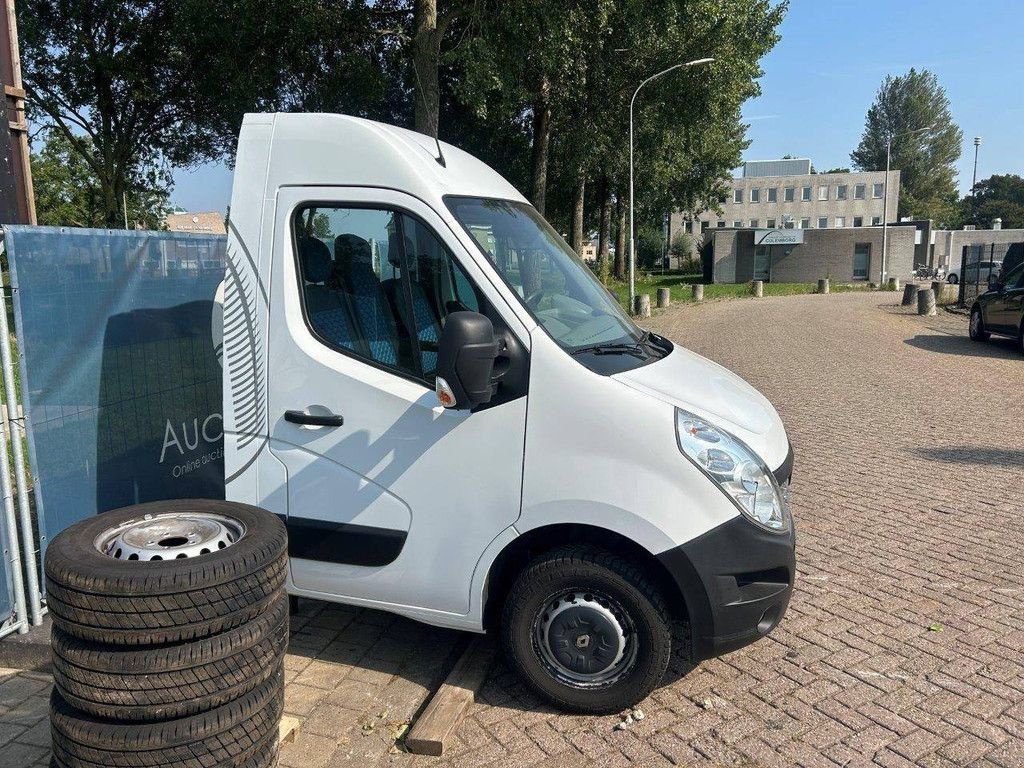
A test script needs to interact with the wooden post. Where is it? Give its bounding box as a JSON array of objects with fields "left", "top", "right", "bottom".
[
  {"left": 691, "top": 284, "right": 704, "bottom": 302},
  {"left": 751, "top": 280, "right": 763, "bottom": 297},
  {"left": 887, "top": 277, "right": 900, "bottom": 292},
  {"left": 817, "top": 278, "right": 830, "bottom": 294},
  {"left": 0, "top": 0, "right": 36, "bottom": 224},
  {"left": 901, "top": 283, "right": 919, "bottom": 306},
  {"left": 632, "top": 294, "right": 651, "bottom": 318},
  {"left": 656, "top": 287, "right": 670, "bottom": 308},
  {"left": 917, "top": 287, "right": 936, "bottom": 316}
]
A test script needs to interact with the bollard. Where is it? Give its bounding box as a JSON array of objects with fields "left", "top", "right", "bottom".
[
  {"left": 817, "top": 278, "right": 830, "bottom": 294},
  {"left": 632, "top": 293, "right": 651, "bottom": 318},
  {"left": 656, "top": 287, "right": 670, "bottom": 309},
  {"left": 931, "top": 280, "right": 946, "bottom": 305},
  {"left": 691, "top": 284, "right": 704, "bottom": 302},
  {"left": 751, "top": 280, "right": 764, "bottom": 297},
  {"left": 901, "top": 284, "right": 919, "bottom": 306},
  {"left": 917, "top": 287, "right": 936, "bottom": 316},
  {"left": 887, "top": 277, "right": 900, "bottom": 291}
]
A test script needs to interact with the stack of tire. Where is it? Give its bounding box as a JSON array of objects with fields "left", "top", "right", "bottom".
[{"left": 44, "top": 500, "right": 288, "bottom": 768}]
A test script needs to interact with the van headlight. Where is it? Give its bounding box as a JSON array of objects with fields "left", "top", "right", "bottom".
[{"left": 675, "top": 408, "right": 789, "bottom": 532}]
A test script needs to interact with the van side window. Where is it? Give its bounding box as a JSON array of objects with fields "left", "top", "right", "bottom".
[{"left": 293, "top": 205, "right": 484, "bottom": 383}]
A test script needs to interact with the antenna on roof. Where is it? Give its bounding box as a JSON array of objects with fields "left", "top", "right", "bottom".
[{"left": 412, "top": 66, "right": 446, "bottom": 167}]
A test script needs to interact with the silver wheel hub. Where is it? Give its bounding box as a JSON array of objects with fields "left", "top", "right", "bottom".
[
  {"left": 95, "top": 512, "right": 245, "bottom": 561},
  {"left": 534, "top": 591, "right": 636, "bottom": 687}
]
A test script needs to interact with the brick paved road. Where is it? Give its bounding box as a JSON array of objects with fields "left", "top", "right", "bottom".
[{"left": 2, "top": 292, "right": 1022, "bottom": 767}]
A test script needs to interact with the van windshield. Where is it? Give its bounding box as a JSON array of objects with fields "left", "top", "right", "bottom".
[{"left": 445, "top": 197, "right": 641, "bottom": 352}]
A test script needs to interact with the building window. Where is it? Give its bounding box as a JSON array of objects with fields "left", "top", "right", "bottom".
[
  {"left": 835, "top": 216, "right": 846, "bottom": 228},
  {"left": 733, "top": 220, "right": 743, "bottom": 228},
  {"left": 853, "top": 243, "right": 871, "bottom": 280},
  {"left": 801, "top": 186, "right": 812, "bottom": 201},
  {"left": 871, "top": 215, "right": 882, "bottom": 226},
  {"left": 767, "top": 187, "right": 778, "bottom": 203},
  {"left": 818, "top": 216, "right": 828, "bottom": 229},
  {"left": 818, "top": 185, "right": 828, "bottom": 201},
  {"left": 766, "top": 218, "right": 776, "bottom": 228},
  {"left": 701, "top": 221, "right": 710, "bottom": 232},
  {"left": 854, "top": 184, "right": 866, "bottom": 199},
  {"left": 750, "top": 188, "right": 760, "bottom": 203},
  {"left": 719, "top": 193, "right": 728, "bottom": 203},
  {"left": 734, "top": 188, "right": 743, "bottom": 203},
  {"left": 836, "top": 184, "right": 848, "bottom": 201},
  {"left": 853, "top": 216, "right": 863, "bottom": 227},
  {"left": 717, "top": 221, "right": 725, "bottom": 228},
  {"left": 872, "top": 183, "right": 883, "bottom": 198},
  {"left": 784, "top": 187, "right": 795, "bottom": 202},
  {"left": 750, "top": 219, "right": 759, "bottom": 228},
  {"left": 800, "top": 217, "right": 811, "bottom": 229}
]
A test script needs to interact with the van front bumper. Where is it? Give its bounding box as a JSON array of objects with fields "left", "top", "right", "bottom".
[{"left": 658, "top": 451, "right": 796, "bottom": 660}]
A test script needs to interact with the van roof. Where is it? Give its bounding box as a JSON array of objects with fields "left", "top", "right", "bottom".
[{"left": 247, "top": 113, "right": 527, "bottom": 206}]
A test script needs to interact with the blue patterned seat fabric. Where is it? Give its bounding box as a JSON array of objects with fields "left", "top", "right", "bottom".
[
  {"left": 298, "top": 237, "right": 361, "bottom": 354},
  {"left": 334, "top": 234, "right": 399, "bottom": 366}
]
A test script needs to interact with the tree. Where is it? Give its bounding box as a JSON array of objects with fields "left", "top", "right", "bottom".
[
  {"left": 822, "top": 167, "right": 850, "bottom": 174},
  {"left": 18, "top": 0, "right": 307, "bottom": 226},
  {"left": 851, "top": 69, "right": 963, "bottom": 224},
  {"left": 669, "top": 231, "right": 695, "bottom": 260},
  {"left": 32, "top": 132, "right": 169, "bottom": 228},
  {"left": 959, "top": 174, "right": 1024, "bottom": 230}
]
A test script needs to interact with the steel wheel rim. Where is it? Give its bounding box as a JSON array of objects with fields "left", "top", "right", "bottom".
[
  {"left": 94, "top": 512, "right": 246, "bottom": 561},
  {"left": 532, "top": 589, "right": 638, "bottom": 688}
]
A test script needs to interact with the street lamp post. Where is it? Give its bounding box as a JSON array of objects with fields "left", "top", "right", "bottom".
[
  {"left": 629, "top": 57, "right": 714, "bottom": 310},
  {"left": 972, "top": 136, "right": 982, "bottom": 202},
  {"left": 880, "top": 123, "right": 935, "bottom": 284}
]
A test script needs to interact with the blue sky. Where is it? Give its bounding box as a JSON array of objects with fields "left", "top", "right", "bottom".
[{"left": 170, "top": 0, "right": 1022, "bottom": 213}]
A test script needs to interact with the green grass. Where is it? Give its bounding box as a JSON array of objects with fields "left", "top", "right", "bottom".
[{"left": 607, "top": 270, "right": 876, "bottom": 309}]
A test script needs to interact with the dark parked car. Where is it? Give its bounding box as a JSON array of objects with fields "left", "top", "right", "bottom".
[{"left": 969, "top": 262, "right": 1024, "bottom": 353}]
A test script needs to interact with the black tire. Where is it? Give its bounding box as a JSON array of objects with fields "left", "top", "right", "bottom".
[
  {"left": 501, "top": 546, "right": 672, "bottom": 714},
  {"left": 947, "top": 274, "right": 958, "bottom": 284},
  {"left": 969, "top": 306, "right": 990, "bottom": 342},
  {"left": 51, "top": 743, "right": 279, "bottom": 768},
  {"left": 1018, "top": 320, "right": 1024, "bottom": 355},
  {"left": 51, "top": 669, "right": 283, "bottom": 768},
  {"left": 45, "top": 500, "right": 287, "bottom": 645},
  {"left": 52, "top": 591, "right": 288, "bottom": 721}
]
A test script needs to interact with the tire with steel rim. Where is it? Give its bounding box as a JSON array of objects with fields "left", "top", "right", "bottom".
[
  {"left": 969, "top": 306, "right": 989, "bottom": 341},
  {"left": 45, "top": 500, "right": 287, "bottom": 646},
  {"left": 501, "top": 546, "right": 672, "bottom": 714}
]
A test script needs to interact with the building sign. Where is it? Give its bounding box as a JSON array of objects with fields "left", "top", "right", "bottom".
[{"left": 755, "top": 229, "right": 804, "bottom": 246}]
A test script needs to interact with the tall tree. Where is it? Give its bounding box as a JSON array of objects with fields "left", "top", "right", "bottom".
[
  {"left": 959, "top": 174, "right": 1024, "bottom": 230},
  {"left": 18, "top": 0, "right": 312, "bottom": 226},
  {"left": 851, "top": 68, "right": 963, "bottom": 225}
]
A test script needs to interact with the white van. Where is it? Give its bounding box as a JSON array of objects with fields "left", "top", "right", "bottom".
[{"left": 222, "top": 113, "right": 795, "bottom": 713}]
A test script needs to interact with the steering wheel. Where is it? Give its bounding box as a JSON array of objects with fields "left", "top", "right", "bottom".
[{"left": 524, "top": 290, "right": 551, "bottom": 309}]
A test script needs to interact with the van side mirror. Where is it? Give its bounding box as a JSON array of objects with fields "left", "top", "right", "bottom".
[{"left": 436, "top": 312, "right": 499, "bottom": 410}]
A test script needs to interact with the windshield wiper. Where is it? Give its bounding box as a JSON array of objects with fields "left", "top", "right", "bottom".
[{"left": 570, "top": 341, "right": 647, "bottom": 359}]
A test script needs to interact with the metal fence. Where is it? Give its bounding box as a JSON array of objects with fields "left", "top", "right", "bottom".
[
  {"left": 0, "top": 225, "right": 226, "bottom": 639},
  {"left": 957, "top": 242, "right": 1020, "bottom": 306}
]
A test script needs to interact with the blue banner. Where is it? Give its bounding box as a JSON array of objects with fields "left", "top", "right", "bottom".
[{"left": 5, "top": 226, "right": 227, "bottom": 557}]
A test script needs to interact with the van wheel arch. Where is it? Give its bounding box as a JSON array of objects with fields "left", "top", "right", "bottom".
[{"left": 482, "top": 524, "right": 694, "bottom": 636}]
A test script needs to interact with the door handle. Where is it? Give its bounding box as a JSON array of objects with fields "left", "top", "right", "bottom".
[{"left": 284, "top": 410, "right": 345, "bottom": 427}]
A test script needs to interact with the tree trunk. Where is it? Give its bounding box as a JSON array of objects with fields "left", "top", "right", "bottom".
[
  {"left": 529, "top": 75, "right": 552, "bottom": 215},
  {"left": 613, "top": 192, "right": 626, "bottom": 280},
  {"left": 412, "top": 0, "right": 441, "bottom": 138},
  {"left": 571, "top": 171, "right": 585, "bottom": 255},
  {"left": 597, "top": 177, "right": 611, "bottom": 282}
]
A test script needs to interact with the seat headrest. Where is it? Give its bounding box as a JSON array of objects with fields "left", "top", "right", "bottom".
[
  {"left": 334, "top": 234, "right": 372, "bottom": 271},
  {"left": 298, "top": 237, "right": 333, "bottom": 284}
]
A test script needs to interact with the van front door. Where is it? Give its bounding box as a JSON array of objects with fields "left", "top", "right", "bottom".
[{"left": 266, "top": 187, "right": 528, "bottom": 619}]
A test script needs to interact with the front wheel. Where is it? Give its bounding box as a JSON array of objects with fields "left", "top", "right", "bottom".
[
  {"left": 947, "top": 274, "right": 958, "bottom": 284},
  {"left": 969, "top": 307, "right": 990, "bottom": 342},
  {"left": 501, "top": 547, "right": 672, "bottom": 714}
]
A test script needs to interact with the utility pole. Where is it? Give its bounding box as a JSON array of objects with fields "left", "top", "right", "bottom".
[
  {"left": 0, "top": 0, "right": 35, "bottom": 224},
  {"left": 971, "top": 136, "right": 981, "bottom": 221}
]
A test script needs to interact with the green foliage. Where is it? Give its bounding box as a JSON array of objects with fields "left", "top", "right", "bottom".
[
  {"left": 669, "top": 231, "right": 695, "bottom": 259},
  {"left": 607, "top": 271, "right": 874, "bottom": 307},
  {"left": 850, "top": 69, "right": 963, "bottom": 225},
  {"left": 958, "top": 174, "right": 1024, "bottom": 229},
  {"left": 32, "top": 133, "right": 169, "bottom": 229},
  {"left": 822, "top": 167, "right": 850, "bottom": 174}
]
